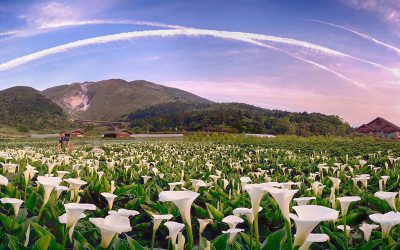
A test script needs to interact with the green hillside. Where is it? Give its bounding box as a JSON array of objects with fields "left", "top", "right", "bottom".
[
  {"left": 128, "top": 102, "right": 354, "bottom": 136},
  {"left": 0, "top": 86, "right": 69, "bottom": 131},
  {"left": 43, "top": 79, "right": 213, "bottom": 121}
]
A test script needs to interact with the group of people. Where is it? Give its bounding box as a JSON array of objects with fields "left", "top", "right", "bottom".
[{"left": 56, "top": 132, "right": 74, "bottom": 153}]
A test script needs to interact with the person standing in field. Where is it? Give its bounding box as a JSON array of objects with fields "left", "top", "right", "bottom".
[{"left": 57, "top": 132, "right": 73, "bottom": 153}]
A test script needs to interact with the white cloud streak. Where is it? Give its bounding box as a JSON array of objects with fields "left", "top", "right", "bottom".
[
  {"left": 0, "top": 19, "right": 186, "bottom": 39},
  {"left": 312, "top": 20, "right": 400, "bottom": 55},
  {"left": 37, "top": 19, "right": 187, "bottom": 30},
  {"left": 0, "top": 27, "right": 390, "bottom": 88},
  {"left": 236, "top": 38, "right": 365, "bottom": 88},
  {"left": 0, "top": 18, "right": 393, "bottom": 73}
]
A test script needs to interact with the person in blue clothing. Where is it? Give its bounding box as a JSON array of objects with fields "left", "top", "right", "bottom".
[{"left": 57, "top": 132, "right": 73, "bottom": 152}]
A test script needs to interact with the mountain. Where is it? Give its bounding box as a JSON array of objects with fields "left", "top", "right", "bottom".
[
  {"left": 128, "top": 102, "right": 354, "bottom": 136},
  {"left": 0, "top": 79, "right": 353, "bottom": 136},
  {"left": 43, "top": 79, "right": 213, "bottom": 121},
  {"left": 0, "top": 86, "right": 68, "bottom": 131}
]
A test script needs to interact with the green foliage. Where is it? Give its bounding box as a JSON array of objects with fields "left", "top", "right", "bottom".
[
  {"left": 128, "top": 102, "right": 353, "bottom": 136},
  {"left": 0, "top": 137, "right": 398, "bottom": 249},
  {"left": 0, "top": 86, "right": 69, "bottom": 130}
]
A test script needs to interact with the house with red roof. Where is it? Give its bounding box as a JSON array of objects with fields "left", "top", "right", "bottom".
[{"left": 356, "top": 117, "right": 400, "bottom": 140}]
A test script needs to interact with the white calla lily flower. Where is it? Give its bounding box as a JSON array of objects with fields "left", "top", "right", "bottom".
[
  {"left": 293, "top": 197, "right": 315, "bottom": 206},
  {"left": 101, "top": 192, "right": 117, "bottom": 210},
  {"left": 298, "top": 233, "right": 329, "bottom": 250},
  {"left": 290, "top": 205, "right": 339, "bottom": 247},
  {"left": 336, "top": 196, "right": 361, "bottom": 215},
  {"left": 159, "top": 191, "right": 199, "bottom": 228},
  {"left": 374, "top": 191, "right": 398, "bottom": 211},
  {"left": 222, "top": 215, "right": 244, "bottom": 229},
  {"left": 265, "top": 187, "right": 298, "bottom": 222},
  {"left": 197, "top": 219, "right": 213, "bottom": 235},
  {"left": 369, "top": 212, "right": 400, "bottom": 238},
  {"left": 164, "top": 221, "right": 185, "bottom": 246},
  {"left": 222, "top": 228, "right": 244, "bottom": 245},
  {"left": 359, "top": 223, "right": 379, "bottom": 242},
  {"left": 89, "top": 214, "right": 131, "bottom": 248},
  {"left": 0, "top": 197, "right": 23, "bottom": 216}
]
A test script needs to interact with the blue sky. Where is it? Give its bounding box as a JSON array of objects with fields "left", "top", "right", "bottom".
[{"left": 0, "top": 0, "right": 399, "bottom": 126}]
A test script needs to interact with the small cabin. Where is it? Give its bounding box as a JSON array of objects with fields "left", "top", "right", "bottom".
[
  {"left": 356, "top": 117, "right": 400, "bottom": 140},
  {"left": 103, "top": 129, "right": 133, "bottom": 138},
  {"left": 71, "top": 130, "right": 85, "bottom": 138}
]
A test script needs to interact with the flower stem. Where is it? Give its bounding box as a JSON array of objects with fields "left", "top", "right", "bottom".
[
  {"left": 62, "top": 226, "right": 69, "bottom": 250},
  {"left": 343, "top": 214, "right": 348, "bottom": 250},
  {"left": 10, "top": 216, "right": 15, "bottom": 232},
  {"left": 382, "top": 236, "right": 387, "bottom": 249},
  {"left": 151, "top": 229, "right": 156, "bottom": 250},
  {"left": 37, "top": 202, "right": 46, "bottom": 222},
  {"left": 24, "top": 184, "right": 28, "bottom": 203},
  {"left": 285, "top": 219, "right": 293, "bottom": 250},
  {"left": 186, "top": 224, "right": 194, "bottom": 250},
  {"left": 198, "top": 235, "right": 202, "bottom": 250},
  {"left": 250, "top": 223, "right": 253, "bottom": 250},
  {"left": 254, "top": 214, "right": 260, "bottom": 250}
]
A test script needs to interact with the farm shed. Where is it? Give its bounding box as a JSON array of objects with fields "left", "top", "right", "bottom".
[
  {"left": 70, "top": 130, "right": 85, "bottom": 138},
  {"left": 103, "top": 129, "right": 133, "bottom": 138},
  {"left": 356, "top": 117, "right": 400, "bottom": 140}
]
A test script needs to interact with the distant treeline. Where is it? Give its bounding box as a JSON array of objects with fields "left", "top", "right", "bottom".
[{"left": 128, "top": 102, "right": 354, "bottom": 136}]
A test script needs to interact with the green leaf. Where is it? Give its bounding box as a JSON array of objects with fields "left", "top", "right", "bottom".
[
  {"left": 359, "top": 239, "right": 381, "bottom": 250},
  {"left": 0, "top": 213, "right": 20, "bottom": 230},
  {"left": 30, "top": 222, "right": 55, "bottom": 240},
  {"left": 33, "top": 235, "right": 51, "bottom": 250},
  {"left": 74, "top": 231, "right": 95, "bottom": 250},
  {"left": 240, "top": 232, "right": 257, "bottom": 249},
  {"left": 115, "top": 184, "right": 135, "bottom": 196},
  {"left": 211, "top": 233, "right": 229, "bottom": 250},
  {"left": 102, "top": 177, "right": 111, "bottom": 193},
  {"left": 7, "top": 234, "right": 27, "bottom": 250},
  {"left": 233, "top": 240, "right": 241, "bottom": 250},
  {"left": 199, "top": 237, "right": 211, "bottom": 250},
  {"left": 320, "top": 226, "right": 345, "bottom": 250},
  {"left": 206, "top": 203, "right": 224, "bottom": 221},
  {"left": 192, "top": 204, "right": 209, "bottom": 218},
  {"left": 261, "top": 228, "right": 286, "bottom": 250},
  {"left": 133, "top": 222, "right": 152, "bottom": 232},
  {"left": 73, "top": 240, "right": 85, "bottom": 250},
  {"left": 126, "top": 236, "right": 146, "bottom": 250},
  {"left": 26, "top": 192, "right": 38, "bottom": 212}
]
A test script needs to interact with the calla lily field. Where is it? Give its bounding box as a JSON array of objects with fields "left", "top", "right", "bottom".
[{"left": 0, "top": 136, "right": 399, "bottom": 249}]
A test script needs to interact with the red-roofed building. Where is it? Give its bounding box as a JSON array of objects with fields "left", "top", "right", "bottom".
[
  {"left": 103, "top": 129, "right": 133, "bottom": 139},
  {"left": 356, "top": 117, "right": 400, "bottom": 140}
]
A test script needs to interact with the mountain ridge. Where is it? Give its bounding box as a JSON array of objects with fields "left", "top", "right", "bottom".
[
  {"left": 0, "top": 86, "right": 69, "bottom": 131},
  {"left": 0, "top": 79, "right": 353, "bottom": 135},
  {"left": 42, "top": 79, "right": 213, "bottom": 121}
]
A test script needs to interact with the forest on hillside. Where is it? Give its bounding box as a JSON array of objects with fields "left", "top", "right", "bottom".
[{"left": 128, "top": 102, "right": 354, "bottom": 136}]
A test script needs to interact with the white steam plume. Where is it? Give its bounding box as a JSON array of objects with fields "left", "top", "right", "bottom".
[{"left": 312, "top": 20, "right": 400, "bottom": 55}]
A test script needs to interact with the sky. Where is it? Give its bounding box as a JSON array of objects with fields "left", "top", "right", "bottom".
[{"left": 0, "top": 0, "right": 399, "bottom": 126}]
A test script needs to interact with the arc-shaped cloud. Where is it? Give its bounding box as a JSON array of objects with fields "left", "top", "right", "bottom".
[
  {"left": 0, "top": 27, "right": 386, "bottom": 88},
  {"left": 312, "top": 20, "right": 400, "bottom": 55},
  {"left": 0, "top": 19, "right": 186, "bottom": 39},
  {"left": 1, "top": 19, "right": 392, "bottom": 73},
  {"left": 37, "top": 19, "right": 187, "bottom": 30}
]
